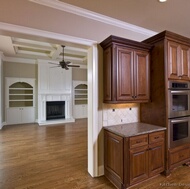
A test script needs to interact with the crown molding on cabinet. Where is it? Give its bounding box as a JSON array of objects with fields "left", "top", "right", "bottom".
[{"left": 29, "top": 0, "right": 157, "bottom": 36}]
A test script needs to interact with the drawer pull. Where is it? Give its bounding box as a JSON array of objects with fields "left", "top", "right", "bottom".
[
  {"left": 154, "top": 136, "right": 159, "bottom": 139},
  {"left": 179, "top": 155, "right": 184, "bottom": 158},
  {"left": 136, "top": 140, "right": 142, "bottom": 143}
]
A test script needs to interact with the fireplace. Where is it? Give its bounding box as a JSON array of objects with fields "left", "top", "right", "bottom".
[{"left": 46, "top": 101, "right": 65, "bottom": 120}]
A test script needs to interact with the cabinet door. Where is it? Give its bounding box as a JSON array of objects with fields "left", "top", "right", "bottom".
[
  {"left": 6, "top": 108, "right": 21, "bottom": 125},
  {"left": 104, "top": 131, "right": 124, "bottom": 183},
  {"left": 21, "top": 107, "right": 35, "bottom": 123},
  {"left": 74, "top": 105, "right": 87, "bottom": 119},
  {"left": 134, "top": 51, "right": 150, "bottom": 100},
  {"left": 129, "top": 146, "right": 149, "bottom": 185},
  {"left": 167, "top": 41, "right": 180, "bottom": 79},
  {"left": 179, "top": 45, "right": 190, "bottom": 80},
  {"left": 149, "top": 142, "right": 165, "bottom": 177},
  {"left": 117, "top": 47, "right": 134, "bottom": 101},
  {"left": 169, "top": 146, "right": 190, "bottom": 168}
]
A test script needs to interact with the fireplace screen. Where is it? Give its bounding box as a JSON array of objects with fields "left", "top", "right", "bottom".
[{"left": 46, "top": 101, "right": 65, "bottom": 120}]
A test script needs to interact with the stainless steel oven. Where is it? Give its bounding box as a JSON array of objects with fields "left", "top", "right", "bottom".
[
  {"left": 169, "top": 116, "right": 190, "bottom": 148},
  {"left": 168, "top": 81, "right": 190, "bottom": 118}
]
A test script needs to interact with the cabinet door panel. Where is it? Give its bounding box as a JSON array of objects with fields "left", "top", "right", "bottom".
[
  {"left": 21, "top": 107, "right": 35, "bottom": 123},
  {"left": 134, "top": 51, "right": 150, "bottom": 100},
  {"left": 170, "top": 147, "right": 190, "bottom": 166},
  {"left": 167, "top": 41, "right": 180, "bottom": 79},
  {"left": 104, "top": 131, "right": 124, "bottom": 182},
  {"left": 180, "top": 45, "right": 190, "bottom": 80},
  {"left": 103, "top": 47, "right": 112, "bottom": 101},
  {"left": 6, "top": 108, "right": 21, "bottom": 125},
  {"left": 129, "top": 146, "right": 149, "bottom": 185},
  {"left": 149, "top": 142, "right": 165, "bottom": 177},
  {"left": 117, "top": 47, "right": 133, "bottom": 101}
]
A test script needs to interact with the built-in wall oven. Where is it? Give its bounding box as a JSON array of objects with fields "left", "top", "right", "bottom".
[
  {"left": 168, "top": 81, "right": 190, "bottom": 148},
  {"left": 168, "top": 81, "right": 190, "bottom": 118},
  {"left": 169, "top": 116, "right": 190, "bottom": 148}
]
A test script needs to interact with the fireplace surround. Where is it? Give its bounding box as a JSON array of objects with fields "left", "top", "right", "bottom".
[{"left": 38, "top": 94, "right": 74, "bottom": 125}]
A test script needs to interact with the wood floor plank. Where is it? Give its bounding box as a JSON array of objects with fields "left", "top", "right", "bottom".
[{"left": 0, "top": 119, "right": 190, "bottom": 189}]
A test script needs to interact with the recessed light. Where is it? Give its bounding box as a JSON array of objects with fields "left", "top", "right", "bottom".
[{"left": 158, "top": 0, "right": 167, "bottom": 2}]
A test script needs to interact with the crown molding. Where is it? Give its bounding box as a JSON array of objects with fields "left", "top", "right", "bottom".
[
  {"left": 3, "top": 56, "right": 36, "bottom": 64},
  {"left": 29, "top": 0, "right": 157, "bottom": 36}
]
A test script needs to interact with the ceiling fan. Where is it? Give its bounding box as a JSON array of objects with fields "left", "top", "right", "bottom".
[{"left": 49, "top": 45, "right": 80, "bottom": 70}]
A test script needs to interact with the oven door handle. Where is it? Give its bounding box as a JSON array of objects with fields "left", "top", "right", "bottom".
[
  {"left": 171, "top": 90, "right": 189, "bottom": 94},
  {"left": 171, "top": 119, "right": 187, "bottom": 123}
]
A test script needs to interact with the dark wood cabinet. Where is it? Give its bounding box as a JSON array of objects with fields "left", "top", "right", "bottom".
[
  {"left": 100, "top": 35, "right": 152, "bottom": 103},
  {"left": 167, "top": 40, "right": 190, "bottom": 80},
  {"left": 104, "top": 130, "right": 165, "bottom": 188},
  {"left": 104, "top": 131, "right": 124, "bottom": 188},
  {"left": 169, "top": 144, "right": 190, "bottom": 170},
  {"left": 140, "top": 30, "right": 190, "bottom": 174}
]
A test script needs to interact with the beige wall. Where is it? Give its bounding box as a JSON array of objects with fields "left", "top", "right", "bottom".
[
  {"left": 72, "top": 68, "right": 87, "bottom": 81},
  {"left": 3, "top": 62, "right": 37, "bottom": 78}
]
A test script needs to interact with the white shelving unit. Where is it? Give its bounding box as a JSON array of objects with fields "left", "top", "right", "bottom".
[
  {"left": 73, "top": 81, "right": 88, "bottom": 119},
  {"left": 5, "top": 77, "right": 35, "bottom": 125}
]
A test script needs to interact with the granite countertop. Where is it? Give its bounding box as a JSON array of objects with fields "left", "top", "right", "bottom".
[{"left": 104, "top": 122, "right": 166, "bottom": 137}]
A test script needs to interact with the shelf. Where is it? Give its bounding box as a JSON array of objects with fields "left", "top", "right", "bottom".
[
  {"left": 7, "top": 80, "right": 34, "bottom": 108},
  {"left": 74, "top": 83, "right": 88, "bottom": 105}
]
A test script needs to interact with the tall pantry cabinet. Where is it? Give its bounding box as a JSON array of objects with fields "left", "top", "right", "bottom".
[{"left": 140, "top": 30, "right": 190, "bottom": 174}]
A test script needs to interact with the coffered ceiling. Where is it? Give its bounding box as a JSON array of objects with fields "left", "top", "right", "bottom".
[{"left": 0, "top": 35, "right": 88, "bottom": 67}]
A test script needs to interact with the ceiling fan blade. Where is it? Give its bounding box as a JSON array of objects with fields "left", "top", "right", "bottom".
[
  {"left": 68, "top": 65, "right": 80, "bottom": 68},
  {"left": 48, "top": 62, "right": 59, "bottom": 65},
  {"left": 50, "top": 65, "right": 61, "bottom": 68}
]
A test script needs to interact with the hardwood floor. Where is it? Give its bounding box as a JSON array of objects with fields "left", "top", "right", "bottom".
[
  {"left": 0, "top": 119, "right": 190, "bottom": 189},
  {"left": 0, "top": 119, "right": 114, "bottom": 189}
]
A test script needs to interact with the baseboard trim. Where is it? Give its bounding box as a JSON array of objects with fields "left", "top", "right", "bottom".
[{"left": 98, "top": 165, "right": 104, "bottom": 176}]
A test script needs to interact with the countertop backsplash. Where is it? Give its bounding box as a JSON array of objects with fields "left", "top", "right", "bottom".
[{"left": 103, "top": 103, "right": 140, "bottom": 126}]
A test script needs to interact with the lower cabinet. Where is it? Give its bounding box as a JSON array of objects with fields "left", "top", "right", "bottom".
[
  {"left": 6, "top": 107, "right": 35, "bottom": 125},
  {"left": 169, "top": 144, "right": 190, "bottom": 170},
  {"left": 73, "top": 105, "right": 87, "bottom": 119},
  {"left": 104, "top": 130, "right": 165, "bottom": 188}
]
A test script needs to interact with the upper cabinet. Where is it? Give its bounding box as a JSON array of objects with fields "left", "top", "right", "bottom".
[
  {"left": 100, "top": 35, "right": 152, "bottom": 103},
  {"left": 167, "top": 40, "right": 190, "bottom": 80},
  {"left": 143, "top": 30, "right": 190, "bottom": 81}
]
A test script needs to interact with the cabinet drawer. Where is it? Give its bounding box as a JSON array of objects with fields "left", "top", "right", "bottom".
[
  {"left": 129, "top": 134, "right": 148, "bottom": 149},
  {"left": 170, "top": 148, "right": 190, "bottom": 165},
  {"left": 149, "top": 131, "right": 165, "bottom": 144}
]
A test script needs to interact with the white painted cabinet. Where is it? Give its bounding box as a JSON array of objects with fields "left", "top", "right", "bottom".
[
  {"left": 6, "top": 107, "right": 35, "bottom": 125},
  {"left": 73, "top": 81, "right": 88, "bottom": 119},
  {"left": 5, "top": 77, "right": 35, "bottom": 125}
]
